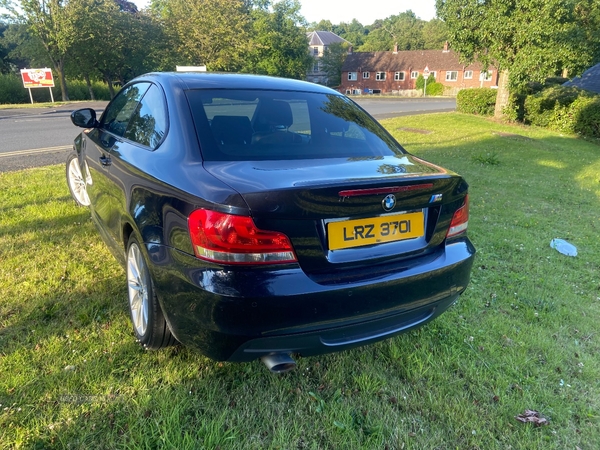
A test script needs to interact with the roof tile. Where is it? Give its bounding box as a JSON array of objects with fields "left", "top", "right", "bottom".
[
  {"left": 307, "top": 31, "right": 351, "bottom": 46},
  {"left": 342, "top": 50, "right": 490, "bottom": 72},
  {"left": 563, "top": 63, "right": 600, "bottom": 94}
]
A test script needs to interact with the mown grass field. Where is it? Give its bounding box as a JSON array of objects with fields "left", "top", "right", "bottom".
[{"left": 1, "top": 112, "right": 599, "bottom": 449}]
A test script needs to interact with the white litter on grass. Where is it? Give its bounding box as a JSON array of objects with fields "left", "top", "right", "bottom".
[{"left": 550, "top": 239, "right": 577, "bottom": 256}]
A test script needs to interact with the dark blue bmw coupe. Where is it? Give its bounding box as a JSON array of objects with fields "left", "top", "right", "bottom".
[{"left": 66, "top": 72, "right": 475, "bottom": 372}]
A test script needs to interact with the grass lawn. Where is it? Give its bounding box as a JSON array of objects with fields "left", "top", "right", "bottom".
[
  {"left": 0, "top": 102, "right": 70, "bottom": 110},
  {"left": 1, "top": 113, "right": 599, "bottom": 449}
]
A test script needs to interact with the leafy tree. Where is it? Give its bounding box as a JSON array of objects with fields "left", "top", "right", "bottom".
[
  {"left": 333, "top": 19, "right": 367, "bottom": 48},
  {"left": 5, "top": 0, "right": 78, "bottom": 100},
  {"left": 155, "top": 0, "right": 252, "bottom": 72},
  {"left": 421, "top": 18, "right": 448, "bottom": 50},
  {"left": 0, "top": 22, "right": 10, "bottom": 73},
  {"left": 359, "top": 11, "right": 425, "bottom": 52},
  {"left": 62, "top": 0, "right": 102, "bottom": 98},
  {"left": 67, "top": 0, "right": 159, "bottom": 98},
  {"left": 320, "top": 41, "right": 350, "bottom": 87},
  {"left": 415, "top": 74, "right": 425, "bottom": 90},
  {"left": 437, "top": 0, "right": 600, "bottom": 118},
  {"left": 572, "top": 0, "right": 600, "bottom": 73},
  {"left": 307, "top": 19, "right": 333, "bottom": 31},
  {"left": 244, "top": 0, "right": 312, "bottom": 79},
  {"left": 0, "top": 22, "right": 49, "bottom": 71}
]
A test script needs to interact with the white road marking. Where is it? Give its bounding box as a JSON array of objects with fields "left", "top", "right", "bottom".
[{"left": 0, "top": 145, "right": 71, "bottom": 158}]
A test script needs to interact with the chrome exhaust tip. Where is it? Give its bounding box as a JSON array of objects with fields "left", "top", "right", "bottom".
[{"left": 260, "top": 353, "right": 296, "bottom": 374}]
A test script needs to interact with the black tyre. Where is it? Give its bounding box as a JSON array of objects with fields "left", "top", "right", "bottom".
[
  {"left": 66, "top": 152, "right": 91, "bottom": 207},
  {"left": 126, "top": 235, "right": 176, "bottom": 349}
]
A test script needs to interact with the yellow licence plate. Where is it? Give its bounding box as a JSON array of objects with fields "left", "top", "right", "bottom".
[{"left": 327, "top": 211, "right": 424, "bottom": 251}]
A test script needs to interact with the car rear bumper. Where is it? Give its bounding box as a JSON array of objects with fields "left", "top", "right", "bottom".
[
  {"left": 146, "top": 238, "right": 475, "bottom": 361},
  {"left": 227, "top": 292, "right": 458, "bottom": 362}
]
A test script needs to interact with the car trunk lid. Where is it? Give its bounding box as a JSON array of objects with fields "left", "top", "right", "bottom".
[{"left": 203, "top": 155, "right": 467, "bottom": 275}]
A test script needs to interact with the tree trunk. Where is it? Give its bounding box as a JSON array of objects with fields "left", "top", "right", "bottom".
[
  {"left": 56, "top": 58, "right": 69, "bottom": 101},
  {"left": 47, "top": 56, "right": 69, "bottom": 102},
  {"left": 105, "top": 76, "right": 116, "bottom": 99},
  {"left": 494, "top": 69, "right": 510, "bottom": 119},
  {"left": 84, "top": 74, "right": 95, "bottom": 100}
]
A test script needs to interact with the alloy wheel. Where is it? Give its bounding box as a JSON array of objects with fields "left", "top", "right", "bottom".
[
  {"left": 127, "top": 243, "right": 149, "bottom": 337},
  {"left": 67, "top": 156, "right": 91, "bottom": 206}
]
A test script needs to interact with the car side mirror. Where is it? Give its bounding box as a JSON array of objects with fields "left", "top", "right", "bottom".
[{"left": 71, "top": 108, "right": 99, "bottom": 128}]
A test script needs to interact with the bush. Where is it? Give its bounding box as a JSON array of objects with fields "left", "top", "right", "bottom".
[
  {"left": 544, "top": 77, "right": 570, "bottom": 87},
  {"left": 0, "top": 74, "right": 29, "bottom": 104},
  {"left": 90, "top": 81, "right": 112, "bottom": 100},
  {"left": 415, "top": 74, "right": 425, "bottom": 90},
  {"left": 426, "top": 81, "right": 444, "bottom": 96},
  {"left": 456, "top": 88, "right": 497, "bottom": 116},
  {"left": 503, "top": 77, "right": 573, "bottom": 122},
  {"left": 547, "top": 96, "right": 600, "bottom": 138},
  {"left": 523, "top": 85, "right": 586, "bottom": 127},
  {"left": 62, "top": 79, "right": 112, "bottom": 101},
  {"left": 416, "top": 74, "right": 442, "bottom": 96}
]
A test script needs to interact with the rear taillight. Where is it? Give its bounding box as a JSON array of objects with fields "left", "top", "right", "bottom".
[
  {"left": 188, "top": 209, "right": 297, "bottom": 265},
  {"left": 446, "top": 195, "right": 469, "bottom": 238}
]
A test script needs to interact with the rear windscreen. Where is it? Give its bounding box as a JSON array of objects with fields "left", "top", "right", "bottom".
[{"left": 185, "top": 90, "right": 406, "bottom": 161}]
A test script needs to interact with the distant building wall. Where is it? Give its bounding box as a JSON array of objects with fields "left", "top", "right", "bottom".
[{"left": 340, "top": 47, "right": 499, "bottom": 95}]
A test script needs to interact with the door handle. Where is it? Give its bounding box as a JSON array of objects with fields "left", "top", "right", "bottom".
[{"left": 99, "top": 155, "right": 112, "bottom": 167}]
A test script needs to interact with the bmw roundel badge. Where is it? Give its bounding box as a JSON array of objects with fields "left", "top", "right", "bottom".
[{"left": 382, "top": 194, "right": 396, "bottom": 211}]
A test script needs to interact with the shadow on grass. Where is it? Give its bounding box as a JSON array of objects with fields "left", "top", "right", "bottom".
[{"left": 0, "top": 208, "right": 88, "bottom": 239}]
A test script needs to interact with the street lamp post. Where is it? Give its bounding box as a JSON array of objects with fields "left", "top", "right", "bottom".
[{"left": 423, "top": 66, "right": 430, "bottom": 97}]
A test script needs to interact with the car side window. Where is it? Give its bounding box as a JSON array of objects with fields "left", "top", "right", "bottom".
[
  {"left": 101, "top": 83, "right": 150, "bottom": 137},
  {"left": 124, "top": 84, "right": 168, "bottom": 149}
]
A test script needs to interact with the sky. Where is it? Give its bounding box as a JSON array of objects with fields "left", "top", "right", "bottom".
[{"left": 130, "top": 0, "right": 437, "bottom": 25}]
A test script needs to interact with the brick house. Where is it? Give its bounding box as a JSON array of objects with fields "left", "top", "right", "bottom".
[
  {"left": 307, "top": 31, "right": 351, "bottom": 85},
  {"left": 340, "top": 43, "right": 499, "bottom": 95}
]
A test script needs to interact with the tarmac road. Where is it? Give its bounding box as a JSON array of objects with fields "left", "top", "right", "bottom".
[{"left": 0, "top": 101, "right": 107, "bottom": 173}]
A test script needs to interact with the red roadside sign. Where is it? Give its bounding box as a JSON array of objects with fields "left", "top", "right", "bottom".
[{"left": 20, "top": 68, "right": 55, "bottom": 88}]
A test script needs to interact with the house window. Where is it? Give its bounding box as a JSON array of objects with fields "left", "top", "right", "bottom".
[
  {"left": 480, "top": 71, "right": 493, "bottom": 81},
  {"left": 376, "top": 72, "right": 386, "bottom": 81},
  {"left": 313, "top": 47, "right": 319, "bottom": 56},
  {"left": 394, "top": 72, "right": 405, "bottom": 81},
  {"left": 464, "top": 70, "right": 473, "bottom": 79},
  {"left": 410, "top": 71, "right": 419, "bottom": 79},
  {"left": 429, "top": 71, "right": 437, "bottom": 79},
  {"left": 446, "top": 71, "right": 458, "bottom": 81},
  {"left": 348, "top": 72, "right": 357, "bottom": 81},
  {"left": 362, "top": 72, "right": 370, "bottom": 79},
  {"left": 313, "top": 62, "right": 319, "bottom": 73}
]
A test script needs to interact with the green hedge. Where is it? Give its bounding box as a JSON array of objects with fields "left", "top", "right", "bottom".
[
  {"left": 523, "top": 85, "right": 586, "bottom": 127},
  {"left": 425, "top": 81, "right": 444, "bottom": 96},
  {"left": 547, "top": 96, "right": 600, "bottom": 138},
  {"left": 0, "top": 74, "right": 29, "bottom": 104},
  {"left": 456, "top": 88, "right": 497, "bottom": 116},
  {"left": 0, "top": 73, "right": 112, "bottom": 104},
  {"left": 522, "top": 85, "right": 600, "bottom": 138},
  {"left": 60, "top": 79, "right": 112, "bottom": 101}
]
